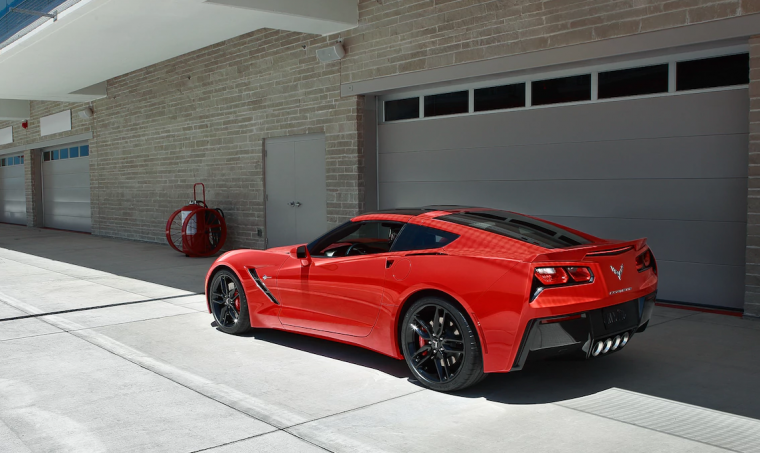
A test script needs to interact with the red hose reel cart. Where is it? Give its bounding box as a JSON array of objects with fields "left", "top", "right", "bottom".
[{"left": 165, "top": 183, "right": 227, "bottom": 257}]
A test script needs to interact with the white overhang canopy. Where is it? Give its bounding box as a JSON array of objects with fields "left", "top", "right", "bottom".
[{"left": 0, "top": 0, "right": 358, "bottom": 107}]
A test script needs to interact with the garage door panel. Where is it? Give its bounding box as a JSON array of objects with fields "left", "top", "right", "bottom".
[
  {"left": 43, "top": 187, "right": 91, "bottom": 204},
  {"left": 380, "top": 134, "right": 748, "bottom": 182},
  {"left": 43, "top": 200, "right": 91, "bottom": 218},
  {"left": 539, "top": 216, "right": 746, "bottom": 267},
  {"left": 380, "top": 90, "right": 748, "bottom": 153},
  {"left": 0, "top": 188, "right": 25, "bottom": 202},
  {"left": 43, "top": 170, "right": 91, "bottom": 189},
  {"left": 379, "top": 179, "right": 747, "bottom": 222},
  {"left": 42, "top": 153, "right": 90, "bottom": 232},
  {"left": 0, "top": 210, "right": 26, "bottom": 224},
  {"left": 656, "top": 261, "right": 745, "bottom": 309},
  {"left": 43, "top": 214, "right": 92, "bottom": 233},
  {"left": 0, "top": 165, "right": 26, "bottom": 225}
]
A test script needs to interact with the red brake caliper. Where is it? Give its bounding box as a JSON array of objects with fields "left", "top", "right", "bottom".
[
  {"left": 418, "top": 327, "right": 429, "bottom": 355},
  {"left": 234, "top": 292, "right": 240, "bottom": 311}
]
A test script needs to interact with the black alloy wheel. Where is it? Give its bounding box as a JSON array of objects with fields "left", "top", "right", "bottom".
[
  {"left": 209, "top": 270, "right": 252, "bottom": 335},
  {"left": 401, "top": 297, "right": 486, "bottom": 392}
]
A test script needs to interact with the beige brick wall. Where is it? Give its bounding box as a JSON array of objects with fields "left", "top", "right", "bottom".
[
  {"left": 746, "top": 35, "right": 760, "bottom": 318},
  {"left": 89, "top": 29, "right": 364, "bottom": 248},
  {"left": 341, "top": 0, "right": 757, "bottom": 84}
]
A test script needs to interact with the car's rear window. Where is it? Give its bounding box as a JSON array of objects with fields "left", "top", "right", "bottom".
[{"left": 437, "top": 211, "right": 591, "bottom": 249}]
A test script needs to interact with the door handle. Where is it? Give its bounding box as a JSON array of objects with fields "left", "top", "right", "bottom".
[
  {"left": 288, "top": 201, "right": 295, "bottom": 206},
  {"left": 294, "top": 202, "right": 302, "bottom": 207}
]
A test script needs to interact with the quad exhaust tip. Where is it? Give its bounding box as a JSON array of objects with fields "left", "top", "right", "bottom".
[
  {"left": 612, "top": 335, "right": 622, "bottom": 351},
  {"left": 591, "top": 331, "right": 631, "bottom": 357}
]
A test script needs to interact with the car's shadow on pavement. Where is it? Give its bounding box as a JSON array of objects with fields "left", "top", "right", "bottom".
[
  {"left": 237, "top": 328, "right": 412, "bottom": 379},
  {"left": 228, "top": 322, "right": 760, "bottom": 422}
]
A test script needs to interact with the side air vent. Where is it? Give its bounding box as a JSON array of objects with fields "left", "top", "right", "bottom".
[{"left": 248, "top": 268, "right": 280, "bottom": 305}]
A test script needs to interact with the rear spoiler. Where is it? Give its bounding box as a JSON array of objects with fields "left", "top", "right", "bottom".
[{"left": 530, "top": 238, "right": 648, "bottom": 263}]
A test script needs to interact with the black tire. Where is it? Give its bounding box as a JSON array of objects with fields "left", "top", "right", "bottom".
[
  {"left": 401, "top": 297, "right": 485, "bottom": 392},
  {"left": 208, "top": 269, "right": 252, "bottom": 335}
]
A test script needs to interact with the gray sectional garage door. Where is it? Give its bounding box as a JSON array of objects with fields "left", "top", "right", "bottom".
[
  {"left": 0, "top": 154, "right": 26, "bottom": 225},
  {"left": 378, "top": 89, "right": 748, "bottom": 308},
  {"left": 42, "top": 143, "right": 92, "bottom": 233}
]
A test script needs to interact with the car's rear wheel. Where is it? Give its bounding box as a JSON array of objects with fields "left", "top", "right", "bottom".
[
  {"left": 401, "top": 297, "right": 486, "bottom": 392},
  {"left": 209, "top": 270, "right": 252, "bottom": 335}
]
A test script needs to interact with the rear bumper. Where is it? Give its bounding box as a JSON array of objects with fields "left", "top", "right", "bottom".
[{"left": 511, "top": 292, "right": 656, "bottom": 370}]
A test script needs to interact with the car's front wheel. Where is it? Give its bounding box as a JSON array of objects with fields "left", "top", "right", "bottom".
[
  {"left": 209, "top": 270, "right": 252, "bottom": 335},
  {"left": 401, "top": 297, "right": 486, "bottom": 392}
]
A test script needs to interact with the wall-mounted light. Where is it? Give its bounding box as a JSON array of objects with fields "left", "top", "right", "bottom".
[
  {"left": 317, "top": 43, "right": 345, "bottom": 63},
  {"left": 78, "top": 107, "right": 94, "bottom": 119}
]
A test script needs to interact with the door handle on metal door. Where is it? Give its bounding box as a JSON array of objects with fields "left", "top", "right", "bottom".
[
  {"left": 294, "top": 202, "right": 302, "bottom": 207},
  {"left": 288, "top": 201, "right": 295, "bottom": 206}
]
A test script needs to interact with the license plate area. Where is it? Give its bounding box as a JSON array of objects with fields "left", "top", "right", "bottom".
[{"left": 590, "top": 300, "right": 639, "bottom": 337}]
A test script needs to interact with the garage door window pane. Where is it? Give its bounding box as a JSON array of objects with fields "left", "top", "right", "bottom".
[
  {"left": 80, "top": 145, "right": 89, "bottom": 157},
  {"left": 0, "top": 158, "right": 4, "bottom": 166},
  {"left": 52, "top": 150, "right": 59, "bottom": 160},
  {"left": 70, "top": 147, "right": 79, "bottom": 158},
  {"left": 60, "top": 148, "right": 69, "bottom": 159},
  {"left": 13, "top": 156, "right": 19, "bottom": 165},
  {"left": 598, "top": 64, "right": 668, "bottom": 99},
  {"left": 424, "top": 91, "right": 469, "bottom": 117},
  {"left": 385, "top": 98, "right": 419, "bottom": 122},
  {"left": 19, "top": 156, "right": 23, "bottom": 164},
  {"left": 677, "top": 54, "right": 749, "bottom": 91},
  {"left": 532, "top": 75, "right": 591, "bottom": 106},
  {"left": 474, "top": 83, "right": 526, "bottom": 112}
]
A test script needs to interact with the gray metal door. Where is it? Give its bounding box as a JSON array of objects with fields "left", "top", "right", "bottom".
[
  {"left": 0, "top": 154, "right": 26, "bottom": 225},
  {"left": 265, "top": 134, "right": 327, "bottom": 248},
  {"left": 42, "top": 143, "right": 91, "bottom": 233},
  {"left": 378, "top": 89, "right": 749, "bottom": 308}
]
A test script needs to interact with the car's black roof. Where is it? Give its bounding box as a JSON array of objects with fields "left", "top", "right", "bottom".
[{"left": 362, "top": 205, "right": 484, "bottom": 216}]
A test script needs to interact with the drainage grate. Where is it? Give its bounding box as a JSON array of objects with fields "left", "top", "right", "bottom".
[{"left": 557, "top": 388, "right": 760, "bottom": 452}]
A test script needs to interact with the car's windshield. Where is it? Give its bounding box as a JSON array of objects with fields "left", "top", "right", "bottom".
[{"left": 437, "top": 210, "right": 591, "bottom": 249}]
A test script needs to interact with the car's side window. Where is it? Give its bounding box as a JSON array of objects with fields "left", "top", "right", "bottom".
[
  {"left": 390, "top": 224, "right": 459, "bottom": 252},
  {"left": 310, "top": 221, "right": 404, "bottom": 257}
]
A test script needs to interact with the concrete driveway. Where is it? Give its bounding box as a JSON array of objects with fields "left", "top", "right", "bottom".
[{"left": 1, "top": 224, "right": 760, "bottom": 453}]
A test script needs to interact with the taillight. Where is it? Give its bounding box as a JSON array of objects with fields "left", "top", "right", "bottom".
[
  {"left": 567, "top": 267, "right": 593, "bottom": 282},
  {"left": 531, "top": 266, "right": 594, "bottom": 301},
  {"left": 535, "top": 267, "right": 568, "bottom": 286},
  {"left": 635, "top": 249, "right": 657, "bottom": 274}
]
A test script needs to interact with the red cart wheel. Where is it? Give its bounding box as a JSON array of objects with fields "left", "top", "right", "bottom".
[
  {"left": 181, "top": 208, "right": 227, "bottom": 257},
  {"left": 165, "top": 209, "right": 184, "bottom": 253}
]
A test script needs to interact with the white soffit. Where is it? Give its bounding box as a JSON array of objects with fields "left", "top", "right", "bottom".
[
  {"left": 0, "top": 99, "right": 30, "bottom": 120},
  {"left": 40, "top": 110, "right": 72, "bottom": 136},
  {"left": 204, "top": 0, "right": 358, "bottom": 29},
  {"left": 0, "top": 0, "right": 359, "bottom": 102},
  {"left": 0, "top": 126, "right": 12, "bottom": 145}
]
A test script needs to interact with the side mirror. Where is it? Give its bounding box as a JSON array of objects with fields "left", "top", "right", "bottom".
[{"left": 296, "top": 245, "right": 311, "bottom": 266}]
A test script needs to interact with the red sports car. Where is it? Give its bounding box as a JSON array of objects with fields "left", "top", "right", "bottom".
[{"left": 205, "top": 206, "right": 657, "bottom": 391}]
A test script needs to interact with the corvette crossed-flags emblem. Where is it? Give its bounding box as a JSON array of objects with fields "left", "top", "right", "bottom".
[{"left": 610, "top": 264, "right": 623, "bottom": 280}]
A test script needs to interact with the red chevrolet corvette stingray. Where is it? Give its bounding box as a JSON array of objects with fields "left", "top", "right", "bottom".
[{"left": 205, "top": 206, "right": 657, "bottom": 391}]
